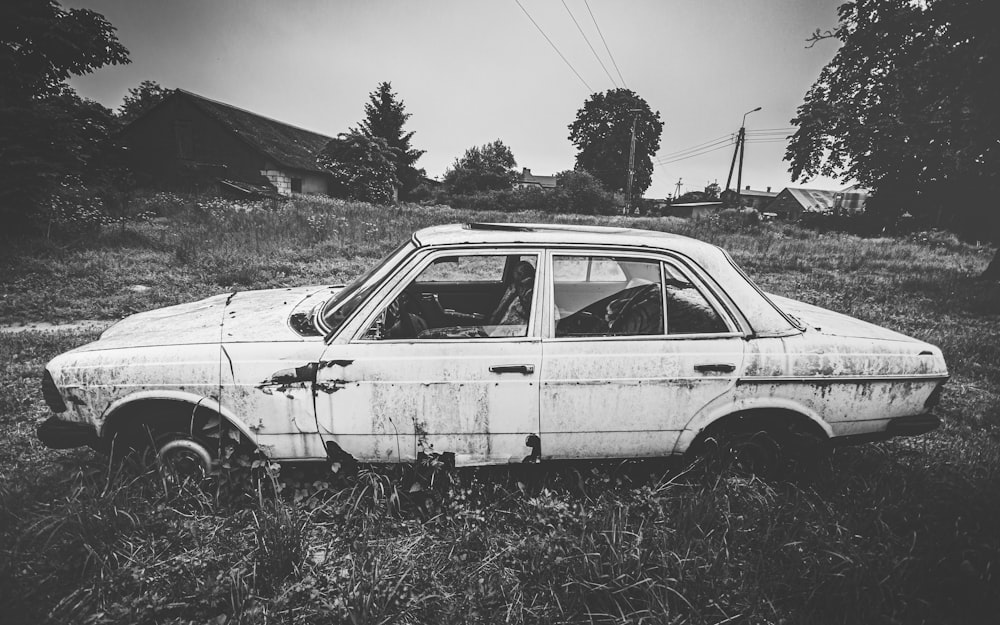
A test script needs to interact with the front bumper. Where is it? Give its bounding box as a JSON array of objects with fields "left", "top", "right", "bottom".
[{"left": 37, "top": 416, "right": 99, "bottom": 449}]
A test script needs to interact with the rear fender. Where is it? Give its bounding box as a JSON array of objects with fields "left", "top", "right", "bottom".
[{"left": 673, "top": 397, "right": 832, "bottom": 455}]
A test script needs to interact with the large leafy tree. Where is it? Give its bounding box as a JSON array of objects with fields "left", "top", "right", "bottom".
[
  {"left": 355, "top": 82, "right": 425, "bottom": 200},
  {"left": 118, "top": 80, "right": 168, "bottom": 125},
  {"left": 0, "top": 0, "right": 129, "bottom": 231},
  {"left": 443, "top": 140, "right": 518, "bottom": 194},
  {"left": 568, "top": 88, "right": 663, "bottom": 203},
  {"left": 785, "top": 0, "right": 1000, "bottom": 277},
  {"left": 317, "top": 132, "right": 399, "bottom": 204}
]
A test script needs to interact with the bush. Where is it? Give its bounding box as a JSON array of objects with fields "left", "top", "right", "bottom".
[{"left": 435, "top": 172, "right": 617, "bottom": 216}]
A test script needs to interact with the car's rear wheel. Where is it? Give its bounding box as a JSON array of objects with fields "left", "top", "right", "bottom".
[{"left": 703, "top": 428, "right": 783, "bottom": 476}]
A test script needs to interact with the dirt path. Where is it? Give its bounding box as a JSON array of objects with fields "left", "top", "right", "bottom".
[{"left": 0, "top": 320, "right": 114, "bottom": 334}]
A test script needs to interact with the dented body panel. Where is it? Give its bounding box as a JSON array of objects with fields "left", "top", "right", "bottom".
[{"left": 39, "top": 223, "right": 949, "bottom": 466}]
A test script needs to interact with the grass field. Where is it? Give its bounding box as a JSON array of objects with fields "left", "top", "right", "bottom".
[{"left": 1, "top": 194, "right": 999, "bottom": 623}]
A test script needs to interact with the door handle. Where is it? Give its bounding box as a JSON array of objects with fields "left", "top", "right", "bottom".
[
  {"left": 694, "top": 363, "right": 736, "bottom": 373},
  {"left": 489, "top": 364, "right": 535, "bottom": 374}
]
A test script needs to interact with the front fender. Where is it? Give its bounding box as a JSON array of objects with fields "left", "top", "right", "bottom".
[{"left": 99, "top": 389, "right": 259, "bottom": 445}]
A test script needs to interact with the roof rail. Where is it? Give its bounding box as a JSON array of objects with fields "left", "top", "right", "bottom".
[{"left": 465, "top": 222, "right": 534, "bottom": 232}]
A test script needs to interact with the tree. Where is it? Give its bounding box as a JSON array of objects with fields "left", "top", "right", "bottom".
[
  {"left": 785, "top": 0, "right": 1000, "bottom": 278},
  {"left": 0, "top": 0, "right": 129, "bottom": 232},
  {"left": 568, "top": 88, "right": 664, "bottom": 204},
  {"left": 443, "top": 140, "right": 518, "bottom": 194},
  {"left": 317, "top": 132, "right": 399, "bottom": 204},
  {"left": 555, "top": 170, "right": 616, "bottom": 215},
  {"left": 118, "top": 80, "right": 168, "bottom": 124},
  {"left": 355, "top": 82, "right": 425, "bottom": 200}
]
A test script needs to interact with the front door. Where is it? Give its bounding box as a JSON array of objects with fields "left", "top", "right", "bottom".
[
  {"left": 540, "top": 251, "right": 745, "bottom": 459},
  {"left": 314, "top": 249, "right": 544, "bottom": 465}
]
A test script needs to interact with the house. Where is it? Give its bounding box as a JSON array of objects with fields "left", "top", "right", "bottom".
[
  {"left": 668, "top": 201, "right": 724, "bottom": 219},
  {"left": 767, "top": 187, "right": 841, "bottom": 220},
  {"left": 737, "top": 185, "right": 779, "bottom": 211},
  {"left": 834, "top": 184, "right": 868, "bottom": 214},
  {"left": 119, "top": 89, "right": 335, "bottom": 197},
  {"left": 516, "top": 168, "right": 558, "bottom": 190}
]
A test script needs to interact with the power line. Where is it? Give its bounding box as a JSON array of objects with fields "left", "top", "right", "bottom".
[
  {"left": 560, "top": 0, "right": 618, "bottom": 88},
  {"left": 514, "top": 0, "right": 593, "bottom": 92},
  {"left": 584, "top": 0, "right": 626, "bottom": 88},
  {"left": 657, "top": 135, "right": 734, "bottom": 159},
  {"left": 655, "top": 141, "right": 735, "bottom": 165}
]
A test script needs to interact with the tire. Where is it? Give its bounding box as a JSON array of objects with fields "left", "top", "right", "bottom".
[
  {"left": 155, "top": 434, "right": 214, "bottom": 483},
  {"left": 701, "top": 428, "right": 782, "bottom": 477}
]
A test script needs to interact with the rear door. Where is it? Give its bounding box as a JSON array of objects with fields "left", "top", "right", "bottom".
[{"left": 539, "top": 250, "right": 745, "bottom": 459}]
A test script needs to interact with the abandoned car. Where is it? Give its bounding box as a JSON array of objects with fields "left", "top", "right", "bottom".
[{"left": 38, "top": 223, "right": 948, "bottom": 475}]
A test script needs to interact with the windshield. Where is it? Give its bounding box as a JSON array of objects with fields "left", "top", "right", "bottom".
[{"left": 319, "top": 240, "right": 415, "bottom": 337}]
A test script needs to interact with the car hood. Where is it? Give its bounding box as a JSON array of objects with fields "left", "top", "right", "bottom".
[
  {"left": 766, "top": 293, "right": 921, "bottom": 343},
  {"left": 74, "top": 285, "right": 342, "bottom": 351}
]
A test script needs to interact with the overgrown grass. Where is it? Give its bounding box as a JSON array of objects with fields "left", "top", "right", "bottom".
[{"left": 1, "top": 194, "right": 999, "bottom": 623}]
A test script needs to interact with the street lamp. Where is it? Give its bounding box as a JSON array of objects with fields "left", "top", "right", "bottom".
[
  {"left": 725, "top": 106, "right": 762, "bottom": 206},
  {"left": 625, "top": 107, "right": 643, "bottom": 215}
]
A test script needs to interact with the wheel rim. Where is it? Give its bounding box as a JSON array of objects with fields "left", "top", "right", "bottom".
[{"left": 158, "top": 438, "right": 213, "bottom": 481}]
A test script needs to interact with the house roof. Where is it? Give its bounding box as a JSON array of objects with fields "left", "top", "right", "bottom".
[
  {"left": 740, "top": 188, "right": 778, "bottom": 198},
  {"left": 518, "top": 168, "right": 558, "bottom": 189},
  {"left": 781, "top": 187, "right": 839, "bottom": 212},
  {"left": 175, "top": 89, "right": 334, "bottom": 173}
]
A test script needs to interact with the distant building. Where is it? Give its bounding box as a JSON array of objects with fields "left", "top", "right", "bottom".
[
  {"left": 834, "top": 184, "right": 869, "bottom": 214},
  {"left": 668, "top": 201, "right": 724, "bottom": 219},
  {"left": 768, "top": 187, "right": 841, "bottom": 220},
  {"left": 516, "top": 168, "right": 559, "bottom": 190},
  {"left": 119, "top": 89, "right": 335, "bottom": 197},
  {"left": 738, "top": 185, "right": 779, "bottom": 211}
]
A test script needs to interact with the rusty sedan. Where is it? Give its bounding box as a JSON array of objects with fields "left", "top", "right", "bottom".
[{"left": 38, "top": 223, "right": 948, "bottom": 475}]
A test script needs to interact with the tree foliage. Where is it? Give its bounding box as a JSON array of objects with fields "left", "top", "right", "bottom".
[
  {"left": 317, "top": 132, "right": 399, "bottom": 204},
  {"left": 786, "top": 0, "right": 1000, "bottom": 269},
  {"left": 0, "top": 0, "right": 129, "bottom": 232},
  {"left": 443, "top": 140, "right": 518, "bottom": 195},
  {"left": 567, "top": 88, "right": 663, "bottom": 202},
  {"left": 118, "top": 80, "right": 168, "bottom": 125},
  {"left": 555, "top": 170, "right": 617, "bottom": 215},
  {"left": 355, "top": 82, "right": 425, "bottom": 199}
]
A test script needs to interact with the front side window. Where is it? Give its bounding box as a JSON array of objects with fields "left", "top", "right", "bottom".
[
  {"left": 365, "top": 253, "right": 538, "bottom": 340},
  {"left": 553, "top": 256, "right": 664, "bottom": 337}
]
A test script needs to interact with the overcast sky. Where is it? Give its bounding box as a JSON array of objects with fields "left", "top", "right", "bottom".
[{"left": 67, "top": 0, "right": 848, "bottom": 199}]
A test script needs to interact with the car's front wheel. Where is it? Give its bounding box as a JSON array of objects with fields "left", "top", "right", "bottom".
[{"left": 155, "top": 434, "right": 214, "bottom": 482}]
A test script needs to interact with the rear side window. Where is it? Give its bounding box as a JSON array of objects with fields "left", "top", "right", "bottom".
[{"left": 553, "top": 256, "right": 663, "bottom": 337}]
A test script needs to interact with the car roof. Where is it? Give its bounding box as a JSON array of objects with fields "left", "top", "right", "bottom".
[
  {"left": 411, "top": 222, "right": 800, "bottom": 338},
  {"left": 413, "top": 222, "right": 717, "bottom": 256}
]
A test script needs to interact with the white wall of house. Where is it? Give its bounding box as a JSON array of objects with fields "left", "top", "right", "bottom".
[
  {"left": 261, "top": 169, "right": 292, "bottom": 196},
  {"left": 261, "top": 169, "right": 328, "bottom": 196}
]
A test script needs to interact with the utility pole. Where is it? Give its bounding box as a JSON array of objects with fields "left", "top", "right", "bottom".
[
  {"left": 625, "top": 108, "right": 642, "bottom": 214},
  {"left": 734, "top": 106, "right": 760, "bottom": 207},
  {"left": 674, "top": 178, "right": 683, "bottom": 198}
]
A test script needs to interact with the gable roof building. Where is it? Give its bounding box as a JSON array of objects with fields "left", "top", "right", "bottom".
[
  {"left": 768, "top": 187, "right": 841, "bottom": 220},
  {"left": 516, "top": 168, "right": 559, "bottom": 190},
  {"left": 119, "top": 89, "right": 335, "bottom": 196}
]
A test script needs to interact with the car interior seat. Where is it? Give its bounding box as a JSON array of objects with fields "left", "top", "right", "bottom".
[{"left": 488, "top": 260, "right": 536, "bottom": 326}]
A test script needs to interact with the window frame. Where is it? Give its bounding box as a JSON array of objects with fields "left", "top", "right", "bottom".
[
  {"left": 543, "top": 248, "right": 741, "bottom": 341},
  {"left": 349, "top": 246, "right": 546, "bottom": 344}
]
